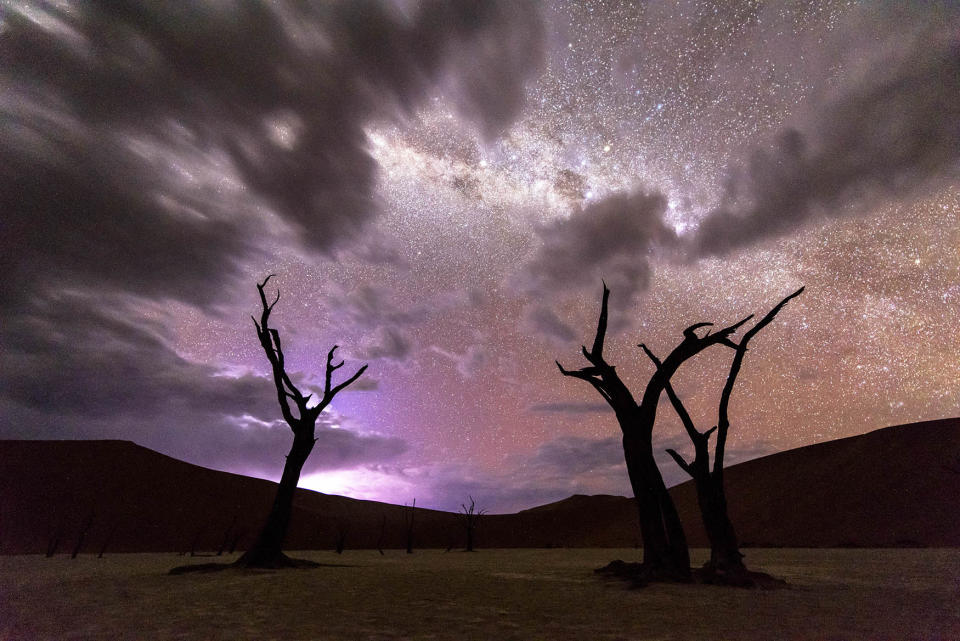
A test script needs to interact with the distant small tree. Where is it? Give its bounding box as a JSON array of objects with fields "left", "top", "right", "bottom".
[
  {"left": 644, "top": 287, "right": 802, "bottom": 585},
  {"left": 335, "top": 522, "right": 348, "bottom": 555},
  {"left": 943, "top": 454, "right": 960, "bottom": 474},
  {"left": 237, "top": 275, "right": 368, "bottom": 569},
  {"left": 186, "top": 529, "right": 202, "bottom": 557},
  {"left": 97, "top": 521, "right": 118, "bottom": 559},
  {"left": 217, "top": 514, "right": 238, "bottom": 556},
  {"left": 404, "top": 498, "right": 416, "bottom": 554},
  {"left": 227, "top": 528, "right": 245, "bottom": 554},
  {"left": 45, "top": 522, "right": 62, "bottom": 558},
  {"left": 377, "top": 514, "right": 387, "bottom": 555},
  {"left": 460, "top": 496, "right": 485, "bottom": 552},
  {"left": 70, "top": 512, "right": 95, "bottom": 559}
]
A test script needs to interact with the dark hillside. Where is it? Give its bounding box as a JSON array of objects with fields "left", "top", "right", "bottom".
[{"left": 1, "top": 418, "right": 958, "bottom": 554}]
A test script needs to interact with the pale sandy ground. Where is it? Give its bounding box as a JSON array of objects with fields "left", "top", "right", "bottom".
[{"left": 2, "top": 548, "right": 958, "bottom": 640}]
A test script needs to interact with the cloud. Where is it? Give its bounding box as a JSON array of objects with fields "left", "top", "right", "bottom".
[
  {"left": 527, "top": 435, "right": 624, "bottom": 476},
  {"left": 331, "top": 285, "right": 428, "bottom": 331},
  {"left": 341, "top": 377, "right": 380, "bottom": 392},
  {"left": 0, "top": 291, "right": 405, "bottom": 477},
  {"left": 0, "top": 1, "right": 544, "bottom": 480},
  {"left": 528, "top": 402, "right": 609, "bottom": 414},
  {"left": 693, "top": 3, "right": 960, "bottom": 256},
  {"left": 0, "top": 0, "right": 545, "bottom": 307},
  {"left": 368, "top": 435, "right": 629, "bottom": 513},
  {"left": 358, "top": 326, "right": 413, "bottom": 361},
  {"left": 520, "top": 190, "right": 677, "bottom": 309},
  {"left": 431, "top": 345, "right": 487, "bottom": 378},
  {"left": 524, "top": 306, "right": 577, "bottom": 342},
  {"left": 384, "top": 428, "right": 778, "bottom": 513}
]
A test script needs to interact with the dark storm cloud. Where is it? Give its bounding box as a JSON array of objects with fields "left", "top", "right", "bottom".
[
  {"left": 521, "top": 190, "right": 677, "bottom": 309},
  {"left": 356, "top": 429, "right": 774, "bottom": 513},
  {"left": 527, "top": 435, "right": 623, "bottom": 476},
  {"left": 332, "top": 285, "right": 429, "bottom": 330},
  {"left": 399, "top": 434, "right": 632, "bottom": 512},
  {"left": 524, "top": 306, "right": 576, "bottom": 342},
  {"left": 341, "top": 377, "right": 380, "bottom": 392},
  {"left": 0, "top": 1, "right": 543, "bottom": 470},
  {"left": 357, "top": 326, "right": 413, "bottom": 361},
  {"left": 0, "top": 0, "right": 545, "bottom": 305},
  {"left": 528, "top": 402, "right": 608, "bottom": 414},
  {"left": 328, "top": 285, "right": 424, "bottom": 361},
  {"left": 694, "top": 3, "right": 960, "bottom": 256},
  {"left": 430, "top": 345, "right": 487, "bottom": 379},
  {"left": 0, "top": 292, "right": 406, "bottom": 475}
]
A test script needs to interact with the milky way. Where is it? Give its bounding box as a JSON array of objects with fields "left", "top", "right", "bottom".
[{"left": 2, "top": 1, "right": 958, "bottom": 512}]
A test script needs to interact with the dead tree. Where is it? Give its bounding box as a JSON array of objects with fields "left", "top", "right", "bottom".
[
  {"left": 460, "top": 496, "right": 485, "bottom": 552},
  {"left": 943, "top": 454, "right": 960, "bottom": 474},
  {"left": 70, "top": 512, "right": 95, "bottom": 559},
  {"left": 186, "top": 529, "right": 202, "bottom": 557},
  {"left": 45, "top": 522, "right": 63, "bottom": 558},
  {"left": 237, "top": 275, "right": 367, "bottom": 568},
  {"left": 98, "top": 522, "right": 118, "bottom": 559},
  {"left": 217, "top": 514, "right": 238, "bottom": 556},
  {"left": 557, "top": 283, "right": 751, "bottom": 580},
  {"left": 227, "top": 528, "right": 245, "bottom": 554},
  {"left": 334, "top": 522, "right": 348, "bottom": 555},
  {"left": 403, "top": 498, "right": 416, "bottom": 554},
  {"left": 645, "top": 287, "right": 803, "bottom": 584},
  {"left": 377, "top": 514, "right": 387, "bottom": 555}
]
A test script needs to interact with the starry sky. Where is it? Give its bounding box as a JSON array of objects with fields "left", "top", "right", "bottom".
[{"left": 2, "top": 1, "right": 959, "bottom": 513}]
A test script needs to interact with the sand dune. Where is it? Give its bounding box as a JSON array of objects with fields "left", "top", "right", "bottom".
[{"left": 1, "top": 418, "right": 958, "bottom": 554}]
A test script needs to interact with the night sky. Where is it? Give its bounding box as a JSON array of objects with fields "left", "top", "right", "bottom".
[{"left": 2, "top": 1, "right": 959, "bottom": 513}]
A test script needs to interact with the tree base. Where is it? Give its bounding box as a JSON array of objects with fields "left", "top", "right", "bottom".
[
  {"left": 169, "top": 551, "right": 324, "bottom": 575},
  {"left": 594, "top": 560, "right": 692, "bottom": 587},
  {"left": 595, "top": 559, "right": 787, "bottom": 589},
  {"left": 235, "top": 550, "right": 322, "bottom": 569},
  {"left": 692, "top": 561, "right": 787, "bottom": 588}
]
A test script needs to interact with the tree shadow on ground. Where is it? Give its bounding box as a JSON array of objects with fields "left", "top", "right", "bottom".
[
  {"left": 169, "top": 555, "right": 356, "bottom": 575},
  {"left": 595, "top": 560, "right": 788, "bottom": 589}
]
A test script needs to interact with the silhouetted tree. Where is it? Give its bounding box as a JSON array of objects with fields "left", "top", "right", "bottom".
[
  {"left": 45, "top": 522, "right": 63, "bottom": 558},
  {"left": 217, "top": 514, "right": 238, "bottom": 556},
  {"left": 404, "top": 498, "right": 416, "bottom": 554},
  {"left": 943, "top": 454, "right": 960, "bottom": 474},
  {"left": 186, "top": 528, "right": 202, "bottom": 557},
  {"left": 237, "top": 275, "right": 367, "bottom": 568},
  {"left": 377, "top": 514, "right": 387, "bottom": 555},
  {"left": 227, "top": 528, "right": 245, "bottom": 554},
  {"left": 70, "top": 512, "right": 95, "bottom": 559},
  {"left": 98, "top": 522, "right": 119, "bottom": 559},
  {"left": 644, "top": 287, "right": 803, "bottom": 585},
  {"left": 460, "top": 496, "right": 485, "bottom": 552},
  {"left": 335, "top": 522, "right": 348, "bottom": 555},
  {"left": 557, "top": 283, "right": 751, "bottom": 580}
]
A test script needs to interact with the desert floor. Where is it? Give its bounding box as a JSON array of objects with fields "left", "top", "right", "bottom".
[{"left": 2, "top": 548, "right": 958, "bottom": 640}]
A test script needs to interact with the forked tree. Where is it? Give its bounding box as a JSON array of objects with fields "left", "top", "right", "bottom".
[
  {"left": 237, "top": 275, "right": 367, "bottom": 568},
  {"left": 557, "top": 284, "right": 752, "bottom": 580},
  {"left": 460, "top": 496, "right": 485, "bottom": 552},
  {"left": 403, "top": 498, "right": 416, "bottom": 554},
  {"left": 642, "top": 287, "right": 803, "bottom": 585}
]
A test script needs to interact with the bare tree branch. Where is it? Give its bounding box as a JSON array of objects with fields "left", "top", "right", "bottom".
[
  {"left": 556, "top": 284, "right": 638, "bottom": 417},
  {"left": 591, "top": 281, "right": 610, "bottom": 359},
  {"left": 238, "top": 275, "right": 369, "bottom": 568},
  {"left": 714, "top": 287, "right": 804, "bottom": 477},
  {"left": 665, "top": 448, "right": 692, "bottom": 476}
]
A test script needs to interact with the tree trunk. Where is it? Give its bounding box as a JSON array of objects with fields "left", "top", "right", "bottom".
[
  {"left": 695, "top": 476, "right": 743, "bottom": 572},
  {"left": 557, "top": 284, "right": 753, "bottom": 583},
  {"left": 623, "top": 433, "right": 690, "bottom": 579},
  {"left": 237, "top": 433, "right": 315, "bottom": 567}
]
